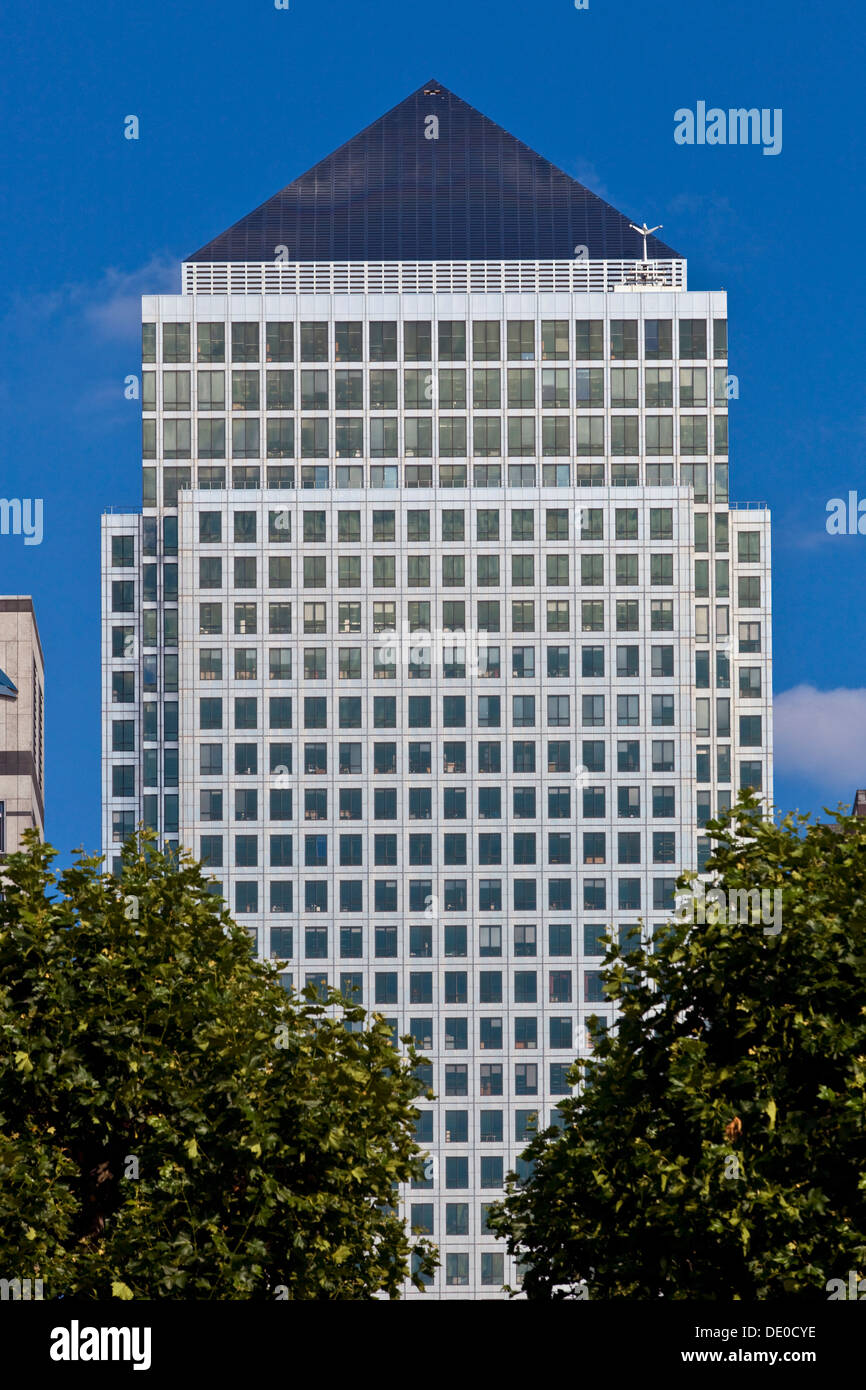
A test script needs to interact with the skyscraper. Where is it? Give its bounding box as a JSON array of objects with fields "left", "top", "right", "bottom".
[{"left": 101, "top": 80, "right": 773, "bottom": 1297}]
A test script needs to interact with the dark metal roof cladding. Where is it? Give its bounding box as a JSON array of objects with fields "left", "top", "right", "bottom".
[{"left": 188, "top": 80, "right": 680, "bottom": 264}]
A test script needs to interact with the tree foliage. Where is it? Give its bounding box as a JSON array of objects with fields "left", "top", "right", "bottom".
[
  {"left": 0, "top": 833, "right": 435, "bottom": 1298},
  {"left": 489, "top": 795, "right": 866, "bottom": 1298}
]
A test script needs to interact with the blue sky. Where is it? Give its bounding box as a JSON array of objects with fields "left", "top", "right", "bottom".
[{"left": 1, "top": 0, "right": 864, "bottom": 862}]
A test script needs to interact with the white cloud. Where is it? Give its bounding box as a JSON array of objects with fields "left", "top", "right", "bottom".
[
  {"left": 571, "top": 159, "right": 611, "bottom": 202},
  {"left": 3, "top": 254, "right": 179, "bottom": 342},
  {"left": 84, "top": 257, "right": 179, "bottom": 339},
  {"left": 774, "top": 685, "right": 866, "bottom": 788}
]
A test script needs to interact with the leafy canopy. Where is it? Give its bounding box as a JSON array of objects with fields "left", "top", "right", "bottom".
[
  {"left": 489, "top": 795, "right": 866, "bottom": 1299},
  {"left": 0, "top": 833, "right": 435, "bottom": 1299}
]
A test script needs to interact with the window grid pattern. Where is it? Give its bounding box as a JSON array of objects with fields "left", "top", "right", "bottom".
[{"left": 101, "top": 274, "right": 774, "bottom": 1298}]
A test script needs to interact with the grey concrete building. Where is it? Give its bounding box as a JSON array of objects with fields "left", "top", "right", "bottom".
[{"left": 0, "top": 596, "right": 45, "bottom": 854}]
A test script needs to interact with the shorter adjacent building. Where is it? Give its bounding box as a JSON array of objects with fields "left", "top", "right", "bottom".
[{"left": 0, "top": 597, "right": 44, "bottom": 854}]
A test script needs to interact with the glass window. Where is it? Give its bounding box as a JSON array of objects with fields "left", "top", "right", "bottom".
[
  {"left": 575, "top": 320, "right": 603, "bottom": 360},
  {"left": 404, "top": 322, "right": 432, "bottom": 361},
  {"left": 541, "top": 320, "right": 569, "bottom": 360},
  {"left": 163, "top": 323, "right": 191, "bottom": 363},
  {"left": 645, "top": 319, "right": 672, "bottom": 359},
  {"left": 507, "top": 320, "right": 534, "bottom": 360},
  {"left": 266, "top": 323, "right": 294, "bottom": 363},
  {"left": 679, "top": 319, "right": 707, "bottom": 359},
  {"left": 473, "top": 320, "right": 500, "bottom": 360},
  {"left": 369, "top": 321, "right": 397, "bottom": 361}
]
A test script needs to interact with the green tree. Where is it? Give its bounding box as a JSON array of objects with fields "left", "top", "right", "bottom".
[
  {"left": 489, "top": 795, "right": 866, "bottom": 1299},
  {"left": 0, "top": 833, "right": 435, "bottom": 1299}
]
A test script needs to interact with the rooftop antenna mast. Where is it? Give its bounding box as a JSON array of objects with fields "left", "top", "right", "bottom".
[{"left": 629, "top": 221, "right": 662, "bottom": 263}]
